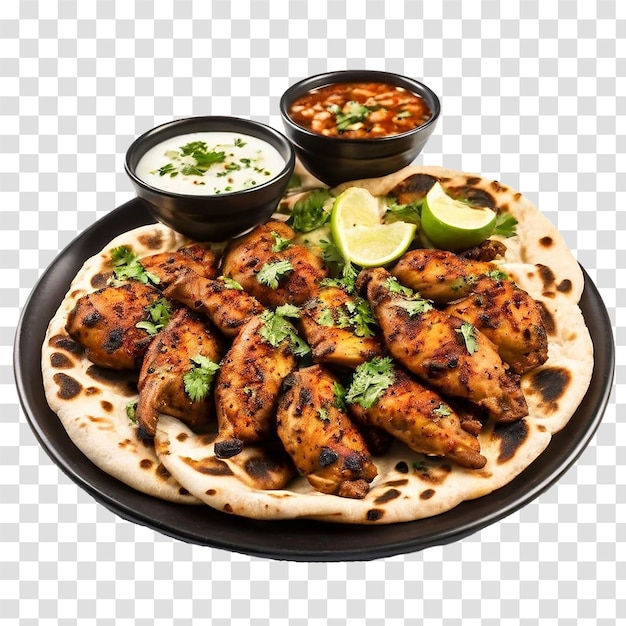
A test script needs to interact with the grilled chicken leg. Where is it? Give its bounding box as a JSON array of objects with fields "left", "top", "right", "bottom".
[
  {"left": 358, "top": 267, "right": 528, "bottom": 422},
  {"left": 221, "top": 220, "right": 328, "bottom": 307},
  {"left": 391, "top": 249, "right": 548, "bottom": 374},
  {"left": 213, "top": 314, "right": 299, "bottom": 458},
  {"left": 299, "top": 286, "right": 384, "bottom": 369},
  {"left": 65, "top": 282, "right": 163, "bottom": 369},
  {"left": 135, "top": 308, "right": 223, "bottom": 439},
  {"left": 443, "top": 276, "right": 548, "bottom": 374},
  {"left": 391, "top": 248, "right": 497, "bottom": 303},
  {"left": 276, "top": 365, "right": 378, "bottom": 498},
  {"left": 140, "top": 243, "right": 219, "bottom": 289},
  {"left": 348, "top": 364, "right": 487, "bottom": 469},
  {"left": 163, "top": 267, "right": 265, "bottom": 339}
]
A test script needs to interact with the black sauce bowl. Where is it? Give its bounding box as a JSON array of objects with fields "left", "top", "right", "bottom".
[
  {"left": 279, "top": 70, "right": 440, "bottom": 187},
  {"left": 124, "top": 116, "right": 296, "bottom": 241}
]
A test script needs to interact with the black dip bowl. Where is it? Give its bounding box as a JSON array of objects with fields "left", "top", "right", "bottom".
[
  {"left": 124, "top": 116, "right": 296, "bottom": 241},
  {"left": 280, "top": 70, "right": 440, "bottom": 187}
]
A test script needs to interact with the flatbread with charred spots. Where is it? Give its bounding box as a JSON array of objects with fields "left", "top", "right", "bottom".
[{"left": 41, "top": 165, "right": 593, "bottom": 523}]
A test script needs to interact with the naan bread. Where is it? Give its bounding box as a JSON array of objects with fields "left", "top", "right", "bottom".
[{"left": 42, "top": 165, "right": 594, "bottom": 523}]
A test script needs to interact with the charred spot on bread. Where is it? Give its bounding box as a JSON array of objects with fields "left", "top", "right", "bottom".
[
  {"left": 492, "top": 419, "right": 529, "bottom": 463},
  {"left": 53, "top": 372, "right": 82, "bottom": 399}
]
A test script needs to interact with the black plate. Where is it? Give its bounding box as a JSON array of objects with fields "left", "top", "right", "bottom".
[{"left": 14, "top": 198, "right": 615, "bottom": 561}]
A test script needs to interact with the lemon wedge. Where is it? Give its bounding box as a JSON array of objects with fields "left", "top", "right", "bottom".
[
  {"left": 421, "top": 182, "right": 497, "bottom": 252},
  {"left": 330, "top": 187, "right": 416, "bottom": 267}
]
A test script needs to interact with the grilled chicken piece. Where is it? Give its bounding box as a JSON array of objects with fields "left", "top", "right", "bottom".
[
  {"left": 358, "top": 268, "right": 528, "bottom": 422},
  {"left": 299, "top": 286, "right": 384, "bottom": 369},
  {"left": 348, "top": 365, "right": 487, "bottom": 469},
  {"left": 458, "top": 239, "right": 507, "bottom": 262},
  {"left": 213, "top": 314, "right": 299, "bottom": 458},
  {"left": 276, "top": 365, "right": 378, "bottom": 499},
  {"left": 391, "top": 248, "right": 497, "bottom": 303},
  {"left": 135, "top": 308, "right": 223, "bottom": 439},
  {"left": 140, "top": 244, "right": 219, "bottom": 289},
  {"left": 221, "top": 220, "right": 328, "bottom": 307},
  {"left": 443, "top": 276, "right": 548, "bottom": 374},
  {"left": 163, "top": 267, "right": 265, "bottom": 339},
  {"left": 65, "top": 282, "right": 163, "bottom": 369}
]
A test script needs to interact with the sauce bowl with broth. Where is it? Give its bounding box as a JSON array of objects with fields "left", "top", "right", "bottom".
[
  {"left": 125, "top": 116, "right": 295, "bottom": 241},
  {"left": 280, "top": 70, "right": 440, "bottom": 187}
]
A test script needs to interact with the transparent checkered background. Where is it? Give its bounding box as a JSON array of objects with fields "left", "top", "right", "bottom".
[{"left": 1, "top": 0, "right": 623, "bottom": 624}]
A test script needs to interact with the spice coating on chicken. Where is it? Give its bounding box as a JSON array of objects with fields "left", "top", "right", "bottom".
[
  {"left": 276, "top": 365, "right": 378, "bottom": 499},
  {"left": 163, "top": 267, "right": 265, "bottom": 339},
  {"left": 213, "top": 315, "right": 298, "bottom": 457},
  {"left": 221, "top": 220, "right": 328, "bottom": 307},
  {"left": 135, "top": 308, "right": 223, "bottom": 440},
  {"left": 141, "top": 244, "right": 219, "bottom": 289},
  {"left": 391, "top": 248, "right": 496, "bottom": 303},
  {"left": 299, "top": 286, "right": 384, "bottom": 369},
  {"left": 65, "top": 282, "right": 163, "bottom": 369},
  {"left": 348, "top": 366, "right": 487, "bottom": 469},
  {"left": 443, "top": 276, "right": 548, "bottom": 374},
  {"left": 358, "top": 267, "right": 528, "bottom": 422}
]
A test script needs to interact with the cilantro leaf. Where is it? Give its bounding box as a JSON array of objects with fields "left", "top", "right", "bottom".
[
  {"left": 109, "top": 245, "right": 160, "bottom": 286},
  {"left": 332, "top": 101, "right": 376, "bottom": 132},
  {"left": 258, "top": 309, "right": 311, "bottom": 357},
  {"left": 256, "top": 259, "right": 294, "bottom": 289},
  {"left": 270, "top": 231, "right": 292, "bottom": 252},
  {"left": 395, "top": 298, "right": 434, "bottom": 317},
  {"left": 433, "top": 403, "right": 452, "bottom": 418},
  {"left": 218, "top": 276, "right": 243, "bottom": 290},
  {"left": 135, "top": 298, "right": 172, "bottom": 336},
  {"left": 345, "top": 356, "right": 395, "bottom": 409},
  {"left": 455, "top": 322, "right": 478, "bottom": 355},
  {"left": 126, "top": 400, "right": 138, "bottom": 424},
  {"left": 384, "top": 199, "right": 423, "bottom": 225},
  {"left": 183, "top": 355, "right": 220, "bottom": 403},
  {"left": 493, "top": 213, "right": 518, "bottom": 238},
  {"left": 289, "top": 189, "right": 333, "bottom": 233}
]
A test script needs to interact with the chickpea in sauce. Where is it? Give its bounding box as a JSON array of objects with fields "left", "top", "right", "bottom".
[{"left": 288, "top": 82, "right": 433, "bottom": 139}]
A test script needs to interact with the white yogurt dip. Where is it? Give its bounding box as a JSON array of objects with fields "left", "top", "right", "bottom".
[{"left": 135, "top": 131, "right": 286, "bottom": 195}]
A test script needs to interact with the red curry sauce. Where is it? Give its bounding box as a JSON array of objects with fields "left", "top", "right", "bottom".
[{"left": 288, "top": 82, "right": 432, "bottom": 139}]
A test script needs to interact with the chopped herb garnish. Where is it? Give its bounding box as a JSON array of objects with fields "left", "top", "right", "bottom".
[
  {"left": 275, "top": 303, "right": 300, "bottom": 319},
  {"left": 331, "top": 101, "right": 377, "bottom": 132},
  {"left": 320, "top": 259, "right": 358, "bottom": 294},
  {"left": 396, "top": 110, "right": 412, "bottom": 119},
  {"left": 136, "top": 298, "right": 172, "bottom": 336},
  {"left": 455, "top": 322, "right": 478, "bottom": 355},
  {"left": 218, "top": 276, "right": 243, "bottom": 290},
  {"left": 384, "top": 276, "right": 433, "bottom": 316},
  {"left": 288, "top": 189, "right": 333, "bottom": 233},
  {"left": 346, "top": 356, "right": 395, "bottom": 409},
  {"left": 484, "top": 269, "right": 509, "bottom": 282},
  {"left": 333, "top": 382, "right": 347, "bottom": 410},
  {"left": 395, "top": 298, "right": 434, "bottom": 317},
  {"left": 433, "top": 404, "right": 452, "bottom": 418},
  {"left": 493, "top": 213, "right": 518, "bottom": 238},
  {"left": 385, "top": 276, "right": 414, "bottom": 297},
  {"left": 234, "top": 137, "right": 246, "bottom": 147},
  {"left": 256, "top": 259, "right": 294, "bottom": 289},
  {"left": 110, "top": 246, "right": 160, "bottom": 286},
  {"left": 258, "top": 309, "right": 310, "bottom": 357},
  {"left": 271, "top": 231, "right": 293, "bottom": 252},
  {"left": 384, "top": 199, "right": 422, "bottom": 225},
  {"left": 317, "top": 407, "right": 330, "bottom": 422},
  {"left": 183, "top": 354, "right": 220, "bottom": 403},
  {"left": 126, "top": 400, "right": 138, "bottom": 424}
]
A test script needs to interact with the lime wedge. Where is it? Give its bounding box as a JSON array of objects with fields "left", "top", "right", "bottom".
[
  {"left": 331, "top": 187, "right": 417, "bottom": 267},
  {"left": 421, "top": 182, "right": 497, "bottom": 252}
]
